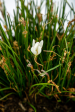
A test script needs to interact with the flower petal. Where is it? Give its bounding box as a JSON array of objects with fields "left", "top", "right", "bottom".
[
  {"left": 34, "top": 42, "right": 39, "bottom": 50},
  {"left": 32, "top": 39, "right": 35, "bottom": 46},
  {"left": 39, "top": 40, "right": 43, "bottom": 48},
  {"left": 37, "top": 46, "right": 41, "bottom": 55},
  {"left": 31, "top": 47, "right": 37, "bottom": 55}
]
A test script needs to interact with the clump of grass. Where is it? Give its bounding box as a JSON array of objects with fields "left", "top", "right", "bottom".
[{"left": 0, "top": 0, "right": 75, "bottom": 105}]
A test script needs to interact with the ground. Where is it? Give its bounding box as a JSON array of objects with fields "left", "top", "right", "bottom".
[{"left": 0, "top": 94, "right": 75, "bottom": 112}]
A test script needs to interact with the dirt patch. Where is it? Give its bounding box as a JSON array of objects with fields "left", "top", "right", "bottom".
[{"left": 0, "top": 94, "right": 75, "bottom": 112}]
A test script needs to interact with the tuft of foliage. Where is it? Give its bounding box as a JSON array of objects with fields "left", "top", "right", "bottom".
[{"left": 0, "top": 0, "right": 75, "bottom": 104}]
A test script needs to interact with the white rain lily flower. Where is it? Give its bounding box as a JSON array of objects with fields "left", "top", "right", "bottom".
[{"left": 31, "top": 39, "right": 43, "bottom": 56}]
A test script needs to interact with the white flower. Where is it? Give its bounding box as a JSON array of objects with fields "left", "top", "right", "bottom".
[{"left": 31, "top": 39, "right": 43, "bottom": 55}]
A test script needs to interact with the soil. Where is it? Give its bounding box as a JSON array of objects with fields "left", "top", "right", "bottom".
[{"left": 0, "top": 94, "right": 75, "bottom": 112}]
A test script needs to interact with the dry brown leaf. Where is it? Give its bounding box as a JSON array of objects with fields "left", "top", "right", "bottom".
[
  {"left": 28, "top": 108, "right": 34, "bottom": 112},
  {"left": 0, "top": 46, "right": 2, "bottom": 50},
  {"left": 67, "top": 19, "right": 75, "bottom": 27},
  {"left": 48, "top": 80, "right": 61, "bottom": 93},
  {"left": 18, "top": 102, "right": 27, "bottom": 111},
  {"left": 56, "top": 33, "right": 64, "bottom": 41},
  {"left": 37, "top": 13, "right": 42, "bottom": 23},
  {"left": 19, "top": 17, "right": 26, "bottom": 26}
]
